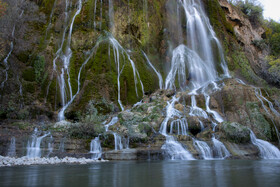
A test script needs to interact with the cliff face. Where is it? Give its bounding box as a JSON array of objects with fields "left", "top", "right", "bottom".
[
  {"left": 218, "top": 0, "right": 268, "bottom": 79},
  {"left": 0, "top": 0, "right": 278, "bottom": 122}
]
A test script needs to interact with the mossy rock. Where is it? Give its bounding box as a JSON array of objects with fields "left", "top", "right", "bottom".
[
  {"left": 220, "top": 122, "right": 250, "bottom": 143},
  {"left": 246, "top": 102, "right": 273, "bottom": 140}
]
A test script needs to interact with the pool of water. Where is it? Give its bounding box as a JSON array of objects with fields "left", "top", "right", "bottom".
[{"left": 1, "top": 160, "right": 280, "bottom": 187}]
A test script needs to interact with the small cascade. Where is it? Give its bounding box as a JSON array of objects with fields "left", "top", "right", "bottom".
[
  {"left": 199, "top": 120, "right": 204, "bottom": 131},
  {"left": 45, "top": 0, "right": 57, "bottom": 40},
  {"left": 7, "top": 137, "right": 16, "bottom": 157},
  {"left": 104, "top": 116, "right": 119, "bottom": 132},
  {"left": 26, "top": 128, "right": 51, "bottom": 158},
  {"left": 193, "top": 139, "right": 213, "bottom": 160},
  {"left": 205, "top": 95, "right": 223, "bottom": 123},
  {"left": 169, "top": 118, "right": 188, "bottom": 135},
  {"left": 90, "top": 137, "right": 102, "bottom": 160},
  {"left": 162, "top": 136, "right": 195, "bottom": 160},
  {"left": 255, "top": 88, "right": 280, "bottom": 144},
  {"left": 189, "top": 95, "right": 208, "bottom": 119},
  {"left": 212, "top": 137, "right": 230, "bottom": 159},
  {"left": 57, "top": 0, "right": 83, "bottom": 121},
  {"left": 1, "top": 26, "right": 15, "bottom": 89},
  {"left": 123, "top": 137, "right": 130, "bottom": 149},
  {"left": 47, "top": 135, "right": 54, "bottom": 157},
  {"left": 250, "top": 130, "right": 280, "bottom": 159},
  {"left": 113, "top": 133, "right": 123, "bottom": 150},
  {"left": 160, "top": 96, "right": 195, "bottom": 160},
  {"left": 142, "top": 51, "right": 163, "bottom": 89}
]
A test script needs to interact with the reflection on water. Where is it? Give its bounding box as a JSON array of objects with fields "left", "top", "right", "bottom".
[{"left": 1, "top": 160, "right": 280, "bottom": 187}]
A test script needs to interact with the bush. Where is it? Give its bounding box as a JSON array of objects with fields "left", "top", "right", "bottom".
[
  {"left": 266, "top": 56, "right": 280, "bottom": 83},
  {"left": 33, "top": 55, "right": 47, "bottom": 84},
  {"left": 234, "top": 0, "right": 264, "bottom": 27}
]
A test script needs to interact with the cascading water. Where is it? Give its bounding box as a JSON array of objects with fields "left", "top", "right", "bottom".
[
  {"left": 189, "top": 95, "right": 208, "bottom": 118},
  {"left": 57, "top": 0, "right": 83, "bottom": 121},
  {"left": 205, "top": 95, "right": 223, "bottom": 123},
  {"left": 1, "top": 26, "right": 15, "bottom": 90},
  {"left": 142, "top": 51, "right": 163, "bottom": 89},
  {"left": 160, "top": 96, "right": 195, "bottom": 160},
  {"left": 7, "top": 137, "right": 16, "bottom": 157},
  {"left": 165, "top": 0, "right": 229, "bottom": 91},
  {"left": 169, "top": 118, "right": 188, "bottom": 135},
  {"left": 90, "top": 137, "right": 102, "bottom": 160},
  {"left": 113, "top": 133, "right": 123, "bottom": 150},
  {"left": 250, "top": 130, "right": 280, "bottom": 159},
  {"left": 254, "top": 88, "right": 280, "bottom": 144},
  {"left": 104, "top": 116, "right": 118, "bottom": 132},
  {"left": 47, "top": 135, "right": 54, "bottom": 157},
  {"left": 26, "top": 128, "right": 51, "bottom": 158},
  {"left": 212, "top": 137, "right": 231, "bottom": 159},
  {"left": 193, "top": 139, "right": 213, "bottom": 160},
  {"left": 103, "top": 116, "right": 124, "bottom": 151}
]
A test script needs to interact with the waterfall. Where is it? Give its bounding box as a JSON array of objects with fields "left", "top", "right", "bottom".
[
  {"left": 205, "top": 95, "right": 223, "bottom": 123},
  {"left": 26, "top": 128, "right": 51, "bottom": 158},
  {"left": 162, "top": 136, "right": 195, "bottom": 160},
  {"left": 189, "top": 95, "right": 208, "bottom": 119},
  {"left": 104, "top": 116, "right": 119, "bottom": 132},
  {"left": 57, "top": 0, "right": 83, "bottom": 121},
  {"left": 165, "top": 0, "right": 229, "bottom": 91},
  {"left": 212, "top": 137, "right": 230, "bottom": 159},
  {"left": 193, "top": 139, "right": 213, "bottom": 160},
  {"left": 113, "top": 133, "right": 123, "bottom": 150},
  {"left": 254, "top": 88, "right": 280, "bottom": 144},
  {"left": 46, "top": 135, "right": 54, "bottom": 157},
  {"left": 142, "top": 51, "right": 163, "bottom": 89},
  {"left": 250, "top": 130, "right": 280, "bottom": 159},
  {"left": 160, "top": 96, "right": 195, "bottom": 160},
  {"left": 169, "top": 118, "right": 188, "bottom": 135},
  {"left": 1, "top": 26, "right": 15, "bottom": 90},
  {"left": 90, "top": 137, "right": 102, "bottom": 160},
  {"left": 45, "top": 0, "right": 57, "bottom": 40},
  {"left": 7, "top": 137, "right": 16, "bottom": 157}
]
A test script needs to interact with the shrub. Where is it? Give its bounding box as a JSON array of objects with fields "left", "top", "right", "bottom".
[{"left": 234, "top": 0, "right": 264, "bottom": 27}]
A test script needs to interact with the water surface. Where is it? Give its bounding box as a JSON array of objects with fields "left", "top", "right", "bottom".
[{"left": 1, "top": 160, "right": 280, "bottom": 187}]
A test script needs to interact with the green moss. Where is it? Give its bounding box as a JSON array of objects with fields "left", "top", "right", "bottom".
[{"left": 246, "top": 102, "right": 273, "bottom": 140}]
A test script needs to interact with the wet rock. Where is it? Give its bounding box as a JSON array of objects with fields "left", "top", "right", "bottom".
[{"left": 218, "top": 122, "right": 250, "bottom": 143}]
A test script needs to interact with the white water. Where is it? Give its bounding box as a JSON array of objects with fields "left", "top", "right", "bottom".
[
  {"left": 45, "top": 0, "right": 57, "bottom": 40},
  {"left": 250, "top": 130, "right": 280, "bottom": 159},
  {"left": 165, "top": 0, "right": 229, "bottom": 91},
  {"left": 162, "top": 136, "right": 195, "bottom": 160},
  {"left": 47, "top": 135, "right": 54, "bottom": 157},
  {"left": 113, "top": 133, "right": 123, "bottom": 150},
  {"left": 90, "top": 137, "right": 102, "bottom": 160},
  {"left": 169, "top": 118, "right": 188, "bottom": 135},
  {"left": 1, "top": 26, "right": 15, "bottom": 89},
  {"left": 26, "top": 128, "right": 51, "bottom": 158},
  {"left": 254, "top": 88, "right": 280, "bottom": 144},
  {"left": 189, "top": 95, "right": 208, "bottom": 119},
  {"left": 160, "top": 96, "right": 194, "bottom": 160},
  {"left": 212, "top": 137, "right": 230, "bottom": 159},
  {"left": 193, "top": 139, "right": 213, "bottom": 159},
  {"left": 57, "top": 0, "right": 83, "bottom": 121},
  {"left": 7, "top": 137, "right": 16, "bottom": 157},
  {"left": 142, "top": 51, "right": 163, "bottom": 89},
  {"left": 205, "top": 95, "right": 223, "bottom": 123},
  {"left": 104, "top": 116, "right": 119, "bottom": 132}
]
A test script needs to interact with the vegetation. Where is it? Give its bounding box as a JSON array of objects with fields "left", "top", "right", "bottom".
[{"left": 233, "top": 0, "right": 264, "bottom": 27}]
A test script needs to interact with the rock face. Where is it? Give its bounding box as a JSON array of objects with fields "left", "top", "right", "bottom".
[
  {"left": 218, "top": 0, "right": 269, "bottom": 77},
  {"left": 1, "top": 78, "right": 279, "bottom": 160}
]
